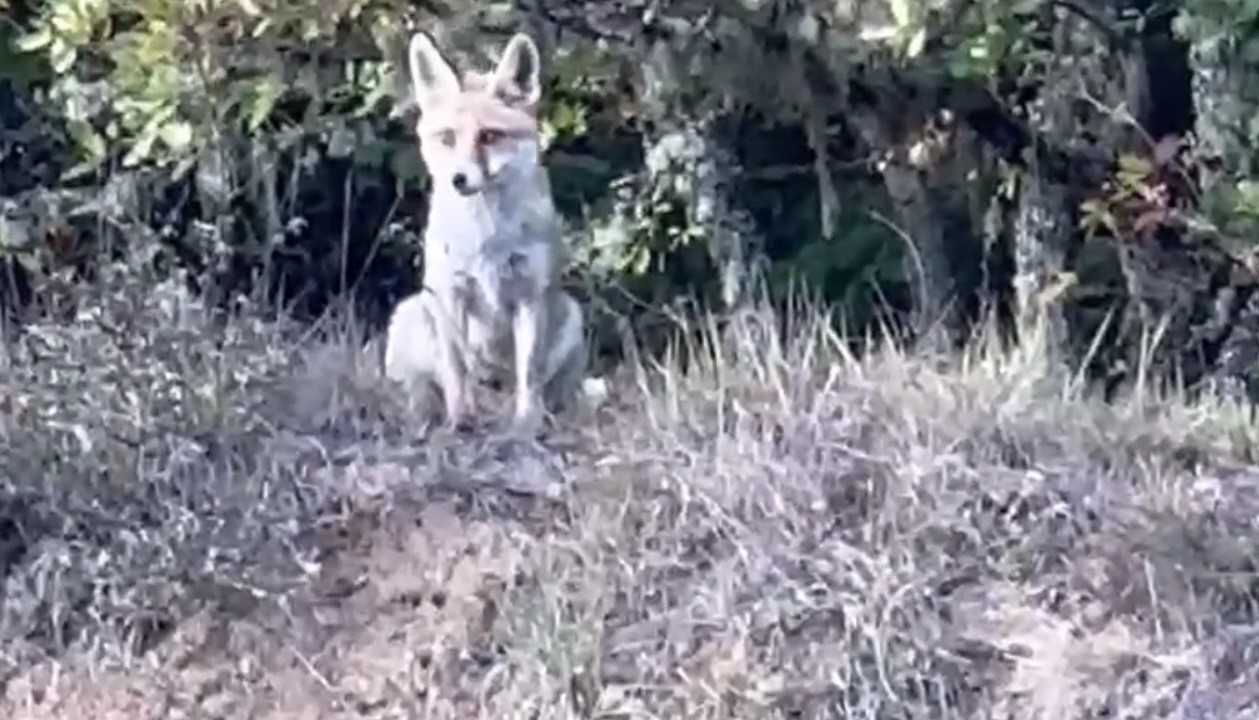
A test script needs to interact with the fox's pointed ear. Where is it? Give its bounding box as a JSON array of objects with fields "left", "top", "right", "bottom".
[
  {"left": 408, "top": 31, "right": 459, "bottom": 110},
  {"left": 490, "top": 33, "right": 542, "bottom": 108}
]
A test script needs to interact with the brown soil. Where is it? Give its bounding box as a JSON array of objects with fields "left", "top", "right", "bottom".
[{"left": 2, "top": 490, "right": 542, "bottom": 719}]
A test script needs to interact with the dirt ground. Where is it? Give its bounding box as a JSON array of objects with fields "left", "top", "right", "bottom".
[{"left": 2, "top": 485, "right": 545, "bottom": 719}]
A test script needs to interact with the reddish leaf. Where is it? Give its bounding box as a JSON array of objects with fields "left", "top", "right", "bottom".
[{"left": 1132, "top": 207, "right": 1167, "bottom": 238}]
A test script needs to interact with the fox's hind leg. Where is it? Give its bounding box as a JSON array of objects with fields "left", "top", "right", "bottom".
[
  {"left": 540, "top": 291, "right": 587, "bottom": 414},
  {"left": 384, "top": 290, "right": 468, "bottom": 427}
]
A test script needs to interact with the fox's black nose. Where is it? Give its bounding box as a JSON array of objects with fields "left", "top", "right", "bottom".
[{"left": 451, "top": 172, "right": 468, "bottom": 192}]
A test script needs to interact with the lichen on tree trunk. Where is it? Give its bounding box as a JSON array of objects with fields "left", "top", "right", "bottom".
[
  {"left": 1002, "top": 11, "right": 1119, "bottom": 376},
  {"left": 638, "top": 37, "right": 762, "bottom": 309},
  {"left": 1011, "top": 169, "right": 1073, "bottom": 370}
]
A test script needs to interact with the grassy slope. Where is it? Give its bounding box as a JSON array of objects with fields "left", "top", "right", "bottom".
[{"left": 1, "top": 270, "right": 1258, "bottom": 718}]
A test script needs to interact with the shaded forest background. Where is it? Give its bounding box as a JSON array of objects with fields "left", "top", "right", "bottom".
[{"left": 4, "top": 0, "right": 1259, "bottom": 395}]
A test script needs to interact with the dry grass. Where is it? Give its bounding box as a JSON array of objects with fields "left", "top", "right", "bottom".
[{"left": 1, "top": 267, "right": 1258, "bottom": 719}]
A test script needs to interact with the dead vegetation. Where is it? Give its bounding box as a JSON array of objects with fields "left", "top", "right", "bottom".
[{"left": 1, "top": 268, "right": 1258, "bottom": 718}]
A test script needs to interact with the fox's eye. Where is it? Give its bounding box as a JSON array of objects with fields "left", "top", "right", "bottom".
[
  {"left": 479, "top": 129, "right": 504, "bottom": 145},
  {"left": 436, "top": 130, "right": 456, "bottom": 147}
]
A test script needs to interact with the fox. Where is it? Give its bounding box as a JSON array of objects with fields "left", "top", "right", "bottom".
[{"left": 383, "top": 29, "right": 587, "bottom": 433}]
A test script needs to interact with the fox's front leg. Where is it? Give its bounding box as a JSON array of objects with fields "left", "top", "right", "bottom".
[
  {"left": 511, "top": 299, "right": 544, "bottom": 433},
  {"left": 437, "top": 337, "right": 468, "bottom": 428},
  {"left": 434, "top": 294, "right": 471, "bottom": 429}
]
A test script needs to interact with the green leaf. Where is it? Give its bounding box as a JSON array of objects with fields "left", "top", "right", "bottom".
[
  {"left": 67, "top": 118, "right": 107, "bottom": 165},
  {"left": 242, "top": 75, "right": 282, "bottom": 132},
  {"left": 1117, "top": 153, "right": 1152, "bottom": 177},
  {"left": 948, "top": 54, "right": 973, "bottom": 79},
  {"left": 389, "top": 143, "right": 426, "bottom": 185},
  {"left": 859, "top": 24, "right": 899, "bottom": 42},
  {"left": 158, "top": 120, "right": 194, "bottom": 153},
  {"left": 0, "top": 215, "right": 34, "bottom": 250},
  {"left": 16, "top": 250, "right": 41, "bottom": 274},
  {"left": 250, "top": 16, "right": 274, "bottom": 38},
  {"left": 123, "top": 121, "right": 161, "bottom": 167},
  {"left": 14, "top": 29, "right": 52, "bottom": 52},
  {"left": 170, "top": 155, "right": 197, "bottom": 182},
  {"left": 889, "top": 0, "right": 912, "bottom": 28},
  {"left": 60, "top": 160, "right": 100, "bottom": 184},
  {"left": 299, "top": 18, "right": 321, "bottom": 42},
  {"left": 629, "top": 243, "right": 651, "bottom": 275},
  {"left": 905, "top": 27, "right": 927, "bottom": 58},
  {"left": 50, "top": 43, "right": 77, "bottom": 74}
]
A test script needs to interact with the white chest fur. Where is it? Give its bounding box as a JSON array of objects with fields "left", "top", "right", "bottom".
[{"left": 422, "top": 183, "right": 559, "bottom": 367}]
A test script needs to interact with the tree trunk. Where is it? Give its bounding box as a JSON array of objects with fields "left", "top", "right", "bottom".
[{"left": 1011, "top": 169, "right": 1074, "bottom": 369}]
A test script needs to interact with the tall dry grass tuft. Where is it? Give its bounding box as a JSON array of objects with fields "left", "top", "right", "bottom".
[
  {"left": 485, "top": 293, "right": 1259, "bottom": 718},
  {"left": 0, "top": 260, "right": 409, "bottom": 685}
]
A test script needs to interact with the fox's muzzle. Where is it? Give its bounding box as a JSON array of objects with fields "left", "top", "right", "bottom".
[
  {"left": 451, "top": 172, "right": 474, "bottom": 195},
  {"left": 447, "top": 161, "right": 490, "bottom": 195}
]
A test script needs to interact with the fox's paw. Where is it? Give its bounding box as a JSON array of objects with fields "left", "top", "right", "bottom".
[
  {"left": 509, "top": 402, "right": 544, "bottom": 438},
  {"left": 578, "top": 377, "right": 609, "bottom": 410}
]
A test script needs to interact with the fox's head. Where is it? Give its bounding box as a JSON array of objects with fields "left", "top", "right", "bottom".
[{"left": 407, "top": 31, "right": 543, "bottom": 197}]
